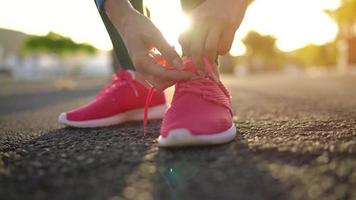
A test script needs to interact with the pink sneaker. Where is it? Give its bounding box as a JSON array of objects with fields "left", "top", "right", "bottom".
[
  {"left": 58, "top": 69, "right": 167, "bottom": 128},
  {"left": 158, "top": 58, "right": 236, "bottom": 147}
]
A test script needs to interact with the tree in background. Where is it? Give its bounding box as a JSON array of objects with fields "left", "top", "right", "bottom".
[
  {"left": 326, "top": 0, "right": 356, "bottom": 72},
  {"left": 21, "top": 32, "right": 96, "bottom": 56},
  {"left": 292, "top": 43, "right": 337, "bottom": 68},
  {"left": 242, "top": 31, "right": 283, "bottom": 71},
  {"left": 327, "top": 0, "right": 356, "bottom": 39}
]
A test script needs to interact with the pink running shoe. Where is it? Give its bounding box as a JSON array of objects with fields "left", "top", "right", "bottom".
[
  {"left": 58, "top": 69, "right": 167, "bottom": 128},
  {"left": 158, "top": 58, "right": 236, "bottom": 147}
]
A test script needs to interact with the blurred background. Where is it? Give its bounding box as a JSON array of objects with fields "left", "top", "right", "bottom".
[
  {"left": 2, "top": 1, "right": 356, "bottom": 198},
  {"left": 0, "top": 0, "right": 355, "bottom": 85}
]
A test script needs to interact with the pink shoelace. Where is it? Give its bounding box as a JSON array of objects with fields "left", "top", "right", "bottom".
[{"left": 143, "top": 57, "right": 232, "bottom": 135}]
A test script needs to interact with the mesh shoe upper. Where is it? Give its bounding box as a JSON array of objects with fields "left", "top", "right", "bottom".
[
  {"left": 160, "top": 58, "right": 233, "bottom": 137},
  {"left": 66, "top": 69, "right": 165, "bottom": 121}
]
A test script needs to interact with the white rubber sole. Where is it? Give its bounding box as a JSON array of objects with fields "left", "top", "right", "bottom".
[
  {"left": 157, "top": 123, "right": 236, "bottom": 147},
  {"left": 58, "top": 104, "right": 167, "bottom": 128}
]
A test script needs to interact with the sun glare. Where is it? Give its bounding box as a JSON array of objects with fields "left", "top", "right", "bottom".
[
  {"left": 145, "top": 0, "right": 191, "bottom": 55},
  {"left": 0, "top": 0, "right": 341, "bottom": 55},
  {"left": 227, "top": 0, "right": 340, "bottom": 56},
  {"left": 241, "top": 0, "right": 339, "bottom": 52},
  {"left": 147, "top": 0, "right": 340, "bottom": 56}
]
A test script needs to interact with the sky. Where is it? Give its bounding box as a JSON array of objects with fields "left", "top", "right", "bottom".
[{"left": 0, "top": 0, "right": 340, "bottom": 56}]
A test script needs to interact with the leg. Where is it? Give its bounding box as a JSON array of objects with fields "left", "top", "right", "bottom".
[{"left": 95, "top": 0, "right": 145, "bottom": 71}]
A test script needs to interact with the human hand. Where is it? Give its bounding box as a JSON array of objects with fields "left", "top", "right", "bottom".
[
  {"left": 105, "top": 0, "right": 195, "bottom": 90},
  {"left": 179, "top": 0, "right": 247, "bottom": 72}
]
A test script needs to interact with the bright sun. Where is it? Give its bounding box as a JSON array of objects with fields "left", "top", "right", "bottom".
[
  {"left": 146, "top": 0, "right": 340, "bottom": 56},
  {"left": 145, "top": 0, "right": 191, "bottom": 55},
  {"left": 0, "top": 0, "right": 340, "bottom": 56}
]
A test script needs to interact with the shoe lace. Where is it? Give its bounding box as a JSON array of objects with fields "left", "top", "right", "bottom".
[
  {"left": 175, "top": 58, "right": 232, "bottom": 115},
  {"left": 97, "top": 69, "right": 138, "bottom": 98}
]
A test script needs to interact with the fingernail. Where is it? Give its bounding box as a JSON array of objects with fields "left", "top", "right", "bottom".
[{"left": 172, "top": 58, "right": 183, "bottom": 69}]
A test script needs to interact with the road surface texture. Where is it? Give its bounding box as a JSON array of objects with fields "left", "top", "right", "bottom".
[{"left": 0, "top": 73, "right": 355, "bottom": 200}]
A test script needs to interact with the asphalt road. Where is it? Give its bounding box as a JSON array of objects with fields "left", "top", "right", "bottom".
[{"left": 0, "top": 73, "right": 355, "bottom": 200}]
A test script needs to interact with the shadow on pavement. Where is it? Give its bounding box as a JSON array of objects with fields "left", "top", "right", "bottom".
[
  {"left": 108, "top": 129, "right": 290, "bottom": 200},
  {"left": 0, "top": 87, "right": 102, "bottom": 116},
  {"left": 0, "top": 121, "right": 157, "bottom": 200},
  {"left": 151, "top": 132, "right": 289, "bottom": 200},
  {"left": 1, "top": 123, "right": 290, "bottom": 200}
]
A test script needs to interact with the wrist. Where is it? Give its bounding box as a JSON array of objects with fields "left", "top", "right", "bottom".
[{"left": 104, "top": 0, "right": 136, "bottom": 27}]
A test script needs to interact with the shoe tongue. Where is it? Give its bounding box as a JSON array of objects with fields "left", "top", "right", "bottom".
[
  {"left": 152, "top": 54, "right": 198, "bottom": 74},
  {"left": 126, "top": 70, "right": 136, "bottom": 79},
  {"left": 117, "top": 69, "right": 135, "bottom": 80},
  {"left": 181, "top": 57, "right": 216, "bottom": 79},
  {"left": 182, "top": 57, "right": 198, "bottom": 74}
]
